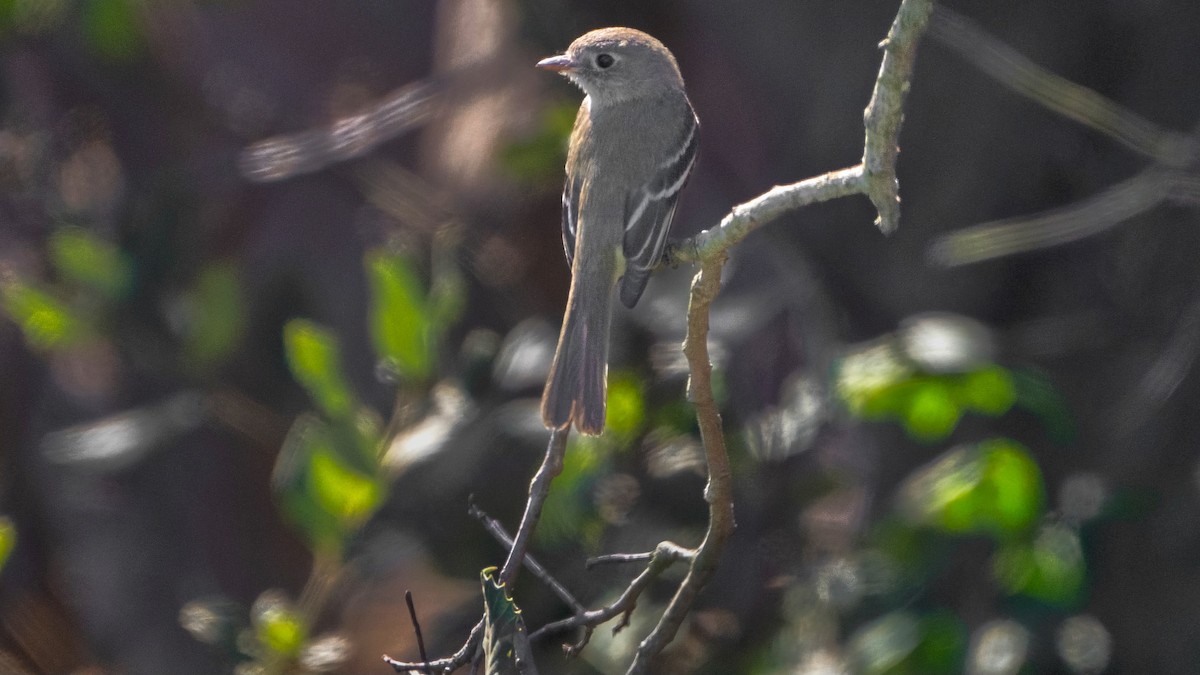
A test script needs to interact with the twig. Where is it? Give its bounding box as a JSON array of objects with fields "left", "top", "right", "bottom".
[
  {"left": 238, "top": 61, "right": 510, "bottom": 182},
  {"left": 924, "top": 7, "right": 1200, "bottom": 266},
  {"left": 528, "top": 541, "right": 696, "bottom": 656},
  {"left": 469, "top": 502, "right": 588, "bottom": 615},
  {"left": 384, "top": 619, "right": 483, "bottom": 674},
  {"left": 668, "top": 167, "right": 866, "bottom": 265},
  {"left": 588, "top": 551, "right": 663, "bottom": 569},
  {"left": 405, "top": 591, "right": 433, "bottom": 675},
  {"left": 500, "top": 428, "right": 569, "bottom": 585},
  {"left": 384, "top": 430, "right": 568, "bottom": 674},
  {"left": 928, "top": 167, "right": 1177, "bottom": 266},
  {"left": 928, "top": 6, "right": 1195, "bottom": 167}
]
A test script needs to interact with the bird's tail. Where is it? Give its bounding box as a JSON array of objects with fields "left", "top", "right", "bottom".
[{"left": 541, "top": 287, "right": 611, "bottom": 436}]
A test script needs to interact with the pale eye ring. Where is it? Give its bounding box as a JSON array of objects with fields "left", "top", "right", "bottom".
[{"left": 595, "top": 53, "right": 615, "bottom": 69}]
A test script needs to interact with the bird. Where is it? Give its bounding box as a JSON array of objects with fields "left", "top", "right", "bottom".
[{"left": 536, "top": 27, "right": 699, "bottom": 435}]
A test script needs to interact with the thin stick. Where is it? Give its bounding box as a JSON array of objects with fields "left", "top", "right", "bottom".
[
  {"left": 405, "top": 591, "right": 433, "bottom": 675},
  {"left": 626, "top": 255, "right": 734, "bottom": 674},
  {"left": 499, "top": 428, "right": 569, "bottom": 586},
  {"left": 469, "top": 502, "right": 587, "bottom": 615}
]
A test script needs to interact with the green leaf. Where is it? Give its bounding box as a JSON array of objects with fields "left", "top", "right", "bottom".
[
  {"left": 307, "top": 446, "right": 384, "bottom": 529},
  {"left": 481, "top": 567, "right": 538, "bottom": 675},
  {"left": 908, "top": 612, "right": 967, "bottom": 674},
  {"left": 979, "top": 439, "right": 1044, "bottom": 535},
  {"left": 850, "top": 610, "right": 967, "bottom": 675},
  {"left": 180, "top": 261, "right": 244, "bottom": 368},
  {"left": 605, "top": 370, "right": 645, "bottom": 441},
  {"left": 252, "top": 591, "right": 307, "bottom": 658},
  {"left": 834, "top": 343, "right": 913, "bottom": 417},
  {"left": 273, "top": 414, "right": 385, "bottom": 553},
  {"left": 902, "top": 380, "right": 960, "bottom": 441},
  {"left": 957, "top": 366, "right": 1016, "bottom": 415},
  {"left": 283, "top": 319, "right": 354, "bottom": 419},
  {"left": 994, "top": 523, "right": 1086, "bottom": 606},
  {"left": 1, "top": 280, "right": 83, "bottom": 350},
  {"left": 898, "top": 439, "right": 1044, "bottom": 538},
  {"left": 365, "top": 249, "right": 434, "bottom": 383},
  {"left": 0, "top": 517, "right": 15, "bottom": 573},
  {"left": 48, "top": 226, "right": 133, "bottom": 299}
]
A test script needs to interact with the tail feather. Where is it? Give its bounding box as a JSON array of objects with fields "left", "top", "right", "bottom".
[{"left": 542, "top": 293, "right": 611, "bottom": 435}]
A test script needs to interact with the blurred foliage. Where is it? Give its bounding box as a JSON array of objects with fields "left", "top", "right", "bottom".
[
  {"left": 250, "top": 591, "right": 307, "bottom": 661},
  {"left": 499, "top": 101, "right": 577, "bottom": 184},
  {"left": 1, "top": 279, "right": 83, "bottom": 350},
  {"left": 82, "top": 0, "right": 145, "bottom": 61},
  {"left": 0, "top": 516, "right": 14, "bottom": 573},
  {"left": 179, "top": 261, "right": 245, "bottom": 370},
  {"left": 897, "top": 439, "right": 1044, "bottom": 539},
  {"left": 283, "top": 319, "right": 356, "bottom": 420},
  {"left": 273, "top": 413, "right": 385, "bottom": 555},
  {"left": 365, "top": 249, "right": 435, "bottom": 385},
  {"left": 48, "top": 226, "right": 133, "bottom": 300},
  {"left": 993, "top": 522, "right": 1086, "bottom": 606},
  {"left": 604, "top": 369, "right": 646, "bottom": 442},
  {"left": 481, "top": 567, "right": 537, "bottom": 675},
  {"left": 1010, "top": 369, "right": 1077, "bottom": 444},
  {"left": 537, "top": 436, "right": 606, "bottom": 549},
  {"left": 836, "top": 342, "right": 1018, "bottom": 442},
  {"left": 849, "top": 610, "right": 967, "bottom": 675},
  {"left": 833, "top": 324, "right": 1091, "bottom": 673}
]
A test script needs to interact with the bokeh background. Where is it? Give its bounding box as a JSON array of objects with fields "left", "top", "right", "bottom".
[{"left": 3, "top": 0, "right": 1200, "bottom": 673}]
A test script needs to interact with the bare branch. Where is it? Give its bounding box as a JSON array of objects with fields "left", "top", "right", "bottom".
[
  {"left": 669, "top": 167, "right": 866, "bottom": 266},
  {"left": 404, "top": 591, "right": 434, "bottom": 675},
  {"left": 239, "top": 80, "right": 440, "bottom": 182},
  {"left": 469, "top": 502, "right": 587, "bottom": 615},
  {"left": 863, "top": 0, "right": 935, "bottom": 233},
  {"left": 500, "top": 428, "right": 569, "bottom": 585},
  {"left": 625, "top": 254, "right": 733, "bottom": 674},
  {"left": 384, "top": 619, "right": 482, "bottom": 674},
  {"left": 928, "top": 7, "right": 1195, "bottom": 167},
  {"left": 928, "top": 168, "right": 1177, "bottom": 266},
  {"left": 586, "top": 544, "right": 694, "bottom": 570},
  {"left": 528, "top": 541, "right": 696, "bottom": 656},
  {"left": 670, "top": 0, "right": 933, "bottom": 265}
]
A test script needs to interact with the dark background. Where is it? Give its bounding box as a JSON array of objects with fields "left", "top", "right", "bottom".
[{"left": 2, "top": 0, "right": 1199, "bottom": 673}]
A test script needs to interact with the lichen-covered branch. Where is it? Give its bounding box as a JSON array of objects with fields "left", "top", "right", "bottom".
[
  {"left": 669, "top": 0, "right": 932, "bottom": 265},
  {"left": 863, "top": 0, "right": 935, "bottom": 233},
  {"left": 626, "top": 253, "right": 734, "bottom": 674}
]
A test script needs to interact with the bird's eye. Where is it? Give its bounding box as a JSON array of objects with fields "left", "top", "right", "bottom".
[{"left": 595, "top": 53, "right": 615, "bottom": 69}]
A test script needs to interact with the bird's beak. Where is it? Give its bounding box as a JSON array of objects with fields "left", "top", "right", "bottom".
[{"left": 536, "top": 54, "right": 576, "bottom": 72}]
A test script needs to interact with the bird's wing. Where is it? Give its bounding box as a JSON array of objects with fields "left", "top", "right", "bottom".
[
  {"left": 561, "top": 170, "right": 582, "bottom": 267},
  {"left": 619, "top": 111, "right": 698, "bottom": 309}
]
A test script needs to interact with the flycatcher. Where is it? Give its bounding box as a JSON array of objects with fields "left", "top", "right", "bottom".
[{"left": 537, "top": 28, "right": 699, "bottom": 435}]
